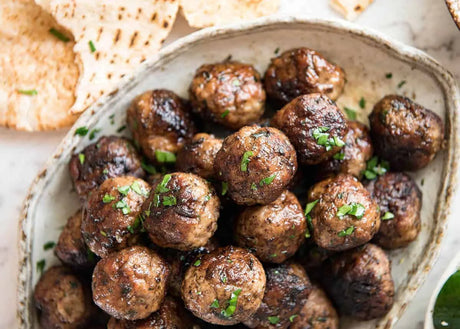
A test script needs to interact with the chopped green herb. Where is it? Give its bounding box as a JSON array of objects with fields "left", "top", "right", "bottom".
[
  {"left": 103, "top": 194, "right": 115, "bottom": 203},
  {"left": 131, "top": 181, "right": 149, "bottom": 197},
  {"left": 109, "top": 114, "right": 115, "bottom": 125},
  {"left": 220, "top": 274, "right": 227, "bottom": 283},
  {"left": 270, "top": 253, "right": 277, "bottom": 258},
  {"left": 382, "top": 212, "right": 395, "bottom": 221},
  {"left": 204, "top": 194, "right": 211, "bottom": 202},
  {"left": 363, "top": 156, "right": 389, "bottom": 180},
  {"left": 398, "top": 80, "right": 406, "bottom": 88},
  {"left": 102, "top": 168, "right": 109, "bottom": 175},
  {"left": 117, "top": 125, "right": 127, "bottom": 133},
  {"left": 100, "top": 230, "right": 107, "bottom": 237},
  {"left": 268, "top": 316, "right": 280, "bottom": 325},
  {"left": 359, "top": 97, "right": 366, "bottom": 109},
  {"left": 221, "top": 182, "right": 228, "bottom": 196},
  {"left": 344, "top": 107, "right": 357, "bottom": 120},
  {"left": 43, "top": 241, "right": 56, "bottom": 251},
  {"left": 289, "top": 314, "right": 298, "bottom": 322},
  {"left": 156, "top": 174, "right": 172, "bottom": 193},
  {"left": 49, "top": 28, "right": 70, "bottom": 42},
  {"left": 240, "top": 151, "right": 254, "bottom": 172},
  {"left": 421, "top": 178, "right": 425, "bottom": 186},
  {"left": 251, "top": 183, "right": 258, "bottom": 190},
  {"left": 210, "top": 299, "right": 220, "bottom": 308},
  {"left": 155, "top": 150, "right": 176, "bottom": 164},
  {"left": 162, "top": 195, "right": 177, "bottom": 206},
  {"left": 88, "top": 40, "right": 96, "bottom": 53},
  {"left": 37, "top": 259, "right": 46, "bottom": 274},
  {"left": 17, "top": 89, "right": 38, "bottom": 96},
  {"left": 221, "top": 110, "right": 230, "bottom": 118},
  {"left": 337, "top": 203, "right": 365, "bottom": 219},
  {"left": 338, "top": 226, "right": 355, "bottom": 237},
  {"left": 193, "top": 259, "right": 201, "bottom": 267},
  {"left": 386, "top": 73, "right": 393, "bottom": 79},
  {"left": 259, "top": 173, "right": 277, "bottom": 187},
  {"left": 274, "top": 47, "right": 280, "bottom": 54},
  {"left": 114, "top": 199, "right": 130, "bottom": 214},
  {"left": 89, "top": 128, "right": 101, "bottom": 140},
  {"left": 305, "top": 200, "right": 319, "bottom": 217},
  {"left": 333, "top": 151, "right": 345, "bottom": 160},
  {"left": 118, "top": 185, "right": 131, "bottom": 195},
  {"left": 333, "top": 136, "right": 345, "bottom": 147},
  {"left": 75, "top": 126, "right": 89, "bottom": 136},
  {"left": 78, "top": 153, "right": 85, "bottom": 165},
  {"left": 232, "top": 79, "right": 240, "bottom": 87},
  {"left": 312, "top": 126, "right": 344, "bottom": 151},
  {"left": 141, "top": 160, "right": 156, "bottom": 174},
  {"left": 221, "top": 289, "right": 242, "bottom": 318}
]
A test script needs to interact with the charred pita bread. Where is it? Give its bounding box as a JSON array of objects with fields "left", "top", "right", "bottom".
[
  {"left": 179, "top": 0, "right": 280, "bottom": 28},
  {"left": 446, "top": 0, "right": 460, "bottom": 29},
  {"left": 0, "top": 0, "right": 79, "bottom": 131},
  {"left": 330, "top": 0, "right": 374, "bottom": 20},
  {"left": 35, "top": 0, "right": 179, "bottom": 114}
]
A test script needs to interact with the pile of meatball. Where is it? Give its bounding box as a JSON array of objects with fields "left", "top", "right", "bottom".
[{"left": 34, "top": 47, "right": 444, "bottom": 329}]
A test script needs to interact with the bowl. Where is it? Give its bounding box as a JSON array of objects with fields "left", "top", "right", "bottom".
[{"left": 17, "top": 17, "right": 460, "bottom": 329}]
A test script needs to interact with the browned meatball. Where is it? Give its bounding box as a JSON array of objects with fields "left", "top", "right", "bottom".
[
  {"left": 321, "top": 244, "right": 394, "bottom": 320},
  {"left": 365, "top": 172, "right": 422, "bottom": 249},
  {"left": 55, "top": 209, "right": 97, "bottom": 269},
  {"left": 214, "top": 126, "right": 297, "bottom": 205},
  {"left": 34, "top": 266, "right": 96, "bottom": 329},
  {"left": 290, "top": 284, "right": 339, "bottom": 329},
  {"left": 271, "top": 94, "right": 348, "bottom": 165},
  {"left": 127, "top": 89, "right": 196, "bottom": 164},
  {"left": 234, "top": 191, "right": 306, "bottom": 263},
  {"left": 181, "top": 246, "right": 266, "bottom": 325},
  {"left": 244, "top": 263, "right": 312, "bottom": 329},
  {"left": 82, "top": 176, "right": 150, "bottom": 258},
  {"left": 189, "top": 62, "right": 266, "bottom": 130},
  {"left": 107, "top": 297, "right": 194, "bottom": 329},
  {"left": 317, "top": 121, "right": 373, "bottom": 179},
  {"left": 308, "top": 174, "right": 380, "bottom": 251},
  {"left": 176, "top": 133, "right": 223, "bottom": 179},
  {"left": 92, "top": 246, "right": 169, "bottom": 320},
  {"left": 369, "top": 95, "right": 444, "bottom": 171},
  {"left": 69, "top": 136, "right": 144, "bottom": 200},
  {"left": 264, "top": 47, "right": 345, "bottom": 104},
  {"left": 143, "top": 172, "right": 220, "bottom": 251}
]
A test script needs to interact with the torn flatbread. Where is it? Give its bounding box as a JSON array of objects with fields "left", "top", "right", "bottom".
[{"left": 330, "top": 0, "right": 374, "bottom": 21}]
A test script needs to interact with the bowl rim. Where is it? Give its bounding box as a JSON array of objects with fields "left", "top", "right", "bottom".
[{"left": 16, "top": 16, "right": 460, "bottom": 329}]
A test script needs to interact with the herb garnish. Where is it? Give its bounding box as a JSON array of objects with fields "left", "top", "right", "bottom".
[
  {"left": 363, "top": 156, "right": 389, "bottom": 180},
  {"left": 155, "top": 150, "right": 176, "bottom": 164},
  {"left": 37, "top": 259, "right": 46, "bottom": 274},
  {"left": 344, "top": 107, "right": 357, "bottom": 120},
  {"left": 386, "top": 73, "right": 393, "bottom": 79},
  {"left": 359, "top": 97, "right": 366, "bottom": 109},
  {"left": 333, "top": 151, "right": 345, "bottom": 160},
  {"left": 382, "top": 212, "right": 395, "bottom": 221},
  {"left": 210, "top": 299, "right": 220, "bottom": 308},
  {"left": 141, "top": 160, "right": 156, "bottom": 174},
  {"left": 289, "top": 314, "right": 298, "bottom": 322},
  {"left": 268, "top": 316, "right": 280, "bottom": 324},
  {"left": 193, "top": 259, "right": 201, "bottom": 267},
  {"left": 221, "top": 289, "right": 242, "bottom": 318},
  {"left": 240, "top": 151, "right": 254, "bottom": 171},
  {"left": 102, "top": 194, "right": 115, "bottom": 203},
  {"left": 75, "top": 126, "right": 89, "bottom": 136},
  {"left": 338, "top": 226, "right": 355, "bottom": 237},
  {"left": 17, "top": 89, "right": 38, "bottom": 96},
  {"left": 274, "top": 47, "right": 280, "bottom": 54},
  {"left": 433, "top": 270, "right": 460, "bottom": 329},
  {"left": 221, "top": 110, "right": 230, "bottom": 118},
  {"left": 78, "top": 153, "right": 85, "bottom": 165},
  {"left": 398, "top": 80, "right": 407, "bottom": 88},
  {"left": 337, "top": 203, "right": 365, "bottom": 219},
  {"left": 260, "top": 173, "right": 277, "bottom": 187},
  {"left": 89, "top": 128, "right": 101, "bottom": 140},
  {"left": 312, "top": 127, "right": 345, "bottom": 151},
  {"left": 221, "top": 182, "right": 228, "bottom": 196},
  {"left": 43, "top": 241, "right": 56, "bottom": 251},
  {"left": 49, "top": 28, "right": 70, "bottom": 42},
  {"left": 88, "top": 40, "right": 96, "bottom": 53}
]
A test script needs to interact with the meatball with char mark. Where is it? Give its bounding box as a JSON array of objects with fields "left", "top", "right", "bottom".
[
  {"left": 92, "top": 246, "right": 169, "bottom": 320},
  {"left": 369, "top": 95, "right": 444, "bottom": 171},
  {"left": 365, "top": 172, "right": 422, "bottom": 249},
  {"left": 272, "top": 94, "right": 348, "bottom": 165},
  {"left": 308, "top": 174, "right": 380, "bottom": 251},
  {"left": 55, "top": 209, "right": 97, "bottom": 269},
  {"left": 214, "top": 126, "right": 297, "bottom": 205},
  {"left": 321, "top": 243, "right": 394, "bottom": 320},
  {"left": 127, "top": 89, "right": 196, "bottom": 164},
  {"left": 264, "top": 47, "right": 345, "bottom": 104},
  {"left": 34, "top": 266, "right": 97, "bottom": 329},
  {"left": 317, "top": 121, "right": 373, "bottom": 179},
  {"left": 243, "top": 262, "right": 312, "bottom": 329},
  {"left": 181, "top": 246, "right": 266, "bottom": 325},
  {"left": 176, "top": 133, "right": 223, "bottom": 179},
  {"left": 234, "top": 190, "right": 306, "bottom": 263},
  {"left": 107, "top": 296, "right": 194, "bottom": 329},
  {"left": 82, "top": 176, "right": 150, "bottom": 258},
  {"left": 69, "top": 136, "right": 144, "bottom": 200},
  {"left": 189, "top": 62, "right": 266, "bottom": 129},
  {"left": 143, "top": 172, "right": 220, "bottom": 251}
]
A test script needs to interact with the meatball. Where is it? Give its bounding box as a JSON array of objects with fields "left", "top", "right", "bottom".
[
  {"left": 82, "top": 176, "right": 150, "bottom": 258},
  {"left": 214, "top": 126, "right": 297, "bottom": 205},
  {"left": 107, "top": 297, "right": 194, "bottom": 329},
  {"left": 307, "top": 174, "right": 380, "bottom": 251},
  {"left": 234, "top": 190, "right": 306, "bottom": 263},
  {"left": 176, "top": 133, "right": 223, "bottom": 179},
  {"left": 321, "top": 244, "right": 394, "bottom": 320},
  {"left": 290, "top": 284, "right": 339, "bottom": 329},
  {"left": 34, "top": 266, "right": 96, "bottom": 329},
  {"left": 189, "top": 62, "right": 266, "bottom": 129},
  {"left": 368, "top": 95, "right": 444, "bottom": 171},
  {"left": 127, "top": 89, "right": 196, "bottom": 164},
  {"left": 365, "top": 172, "right": 422, "bottom": 249},
  {"left": 55, "top": 209, "right": 97, "bottom": 269},
  {"left": 264, "top": 47, "right": 345, "bottom": 104},
  {"left": 69, "top": 136, "right": 144, "bottom": 200},
  {"left": 271, "top": 94, "right": 348, "bottom": 165},
  {"left": 181, "top": 246, "right": 266, "bottom": 325},
  {"left": 317, "top": 121, "right": 373, "bottom": 179},
  {"left": 243, "top": 263, "right": 312, "bottom": 329},
  {"left": 92, "top": 246, "right": 169, "bottom": 320},
  {"left": 143, "top": 172, "right": 220, "bottom": 251}
]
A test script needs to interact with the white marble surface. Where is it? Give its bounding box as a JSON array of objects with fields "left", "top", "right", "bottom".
[{"left": 1, "top": 0, "right": 459, "bottom": 328}]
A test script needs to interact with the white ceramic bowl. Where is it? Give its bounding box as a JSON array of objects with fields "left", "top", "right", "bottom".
[{"left": 17, "top": 17, "right": 460, "bottom": 329}]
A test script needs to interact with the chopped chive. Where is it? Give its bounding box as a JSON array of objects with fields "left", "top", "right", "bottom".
[
  {"left": 259, "top": 173, "right": 277, "bottom": 186},
  {"left": 194, "top": 259, "right": 201, "bottom": 267},
  {"left": 17, "top": 89, "right": 38, "bottom": 96},
  {"left": 141, "top": 160, "right": 157, "bottom": 174},
  {"left": 289, "top": 314, "right": 298, "bottom": 322},
  {"left": 117, "top": 125, "right": 127, "bottom": 133},
  {"left": 268, "top": 316, "right": 280, "bottom": 325},
  {"left": 305, "top": 200, "right": 319, "bottom": 217},
  {"left": 88, "top": 40, "right": 96, "bottom": 53},
  {"left": 49, "top": 28, "right": 70, "bottom": 42},
  {"left": 210, "top": 299, "right": 220, "bottom": 308}
]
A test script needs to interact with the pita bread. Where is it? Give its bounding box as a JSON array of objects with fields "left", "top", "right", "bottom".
[
  {"left": 180, "top": 0, "right": 280, "bottom": 28},
  {"left": 330, "top": 0, "right": 374, "bottom": 20},
  {"left": 35, "top": 0, "right": 179, "bottom": 114},
  {"left": 446, "top": 0, "right": 460, "bottom": 29},
  {"left": 0, "top": 0, "right": 79, "bottom": 131}
]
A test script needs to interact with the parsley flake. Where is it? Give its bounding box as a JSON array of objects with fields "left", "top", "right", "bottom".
[
  {"left": 49, "top": 28, "right": 70, "bottom": 42},
  {"left": 75, "top": 126, "right": 89, "bottom": 136},
  {"left": 260, "top": 173, "right": 277, "bottom": 186},
  {"left": 268, "top": 316, "right": 280, "bottom": 325},
  {"left": 338, "top": 226, "right": 355, "bottom": 237},
  {"left": 210, "top": 299, "right": 220, "bottom": 308},
  {"left": 221, "top": 289, "right": 242, "bottom": 318},
  {"left": 102, "top": 194, "right": 115, "bottom": 203},
  {"left": 337, "top": 203, "right": 366, "bottom": 219},
  {"left": 382, "top": 212, "right": 395, "bottom": 221},
  {"left": 37, "top": 259, "right": 46, "bottom": 274},
  {"left": 289, "top": 314, "right": 298, "bottom": 322},
  {"left": 240, "top": 151, "right": 254, "bottom": 172},
  {"left": 162, "top": 195, "right": 177, "bottom": 206},
  {"left": 155, "top": 150, "right": 176, "bottom": 164},
  {"left": 221, "top": 182, "right": 228, "bottom": 196},
  {"left": 221, "top": 110, "right": 230, "bottom": 118},
  {"left": 344, "top": 107, "right": 357, "bottom": 120},
  {"left": 78, "top": 153, "right": 85, "bottom": 165},
  {"left": 386, "top": 73, "right": 393, "bottom": 79},
  {"left": 398, "top": 80, "right": 407, "bottom": 88},
  {"left": 359, "top": 97, "right": 366, "bottom": 109},
  {"left": 194, "top": 259, "right": 201, "bottom": 267},
  {"left": 43, "top": 241, "right": 56, "bottom": 251}
]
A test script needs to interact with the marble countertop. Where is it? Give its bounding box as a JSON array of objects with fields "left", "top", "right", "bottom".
[{"left": 1, "top": 0, "right": 459, "bottom": 328}]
